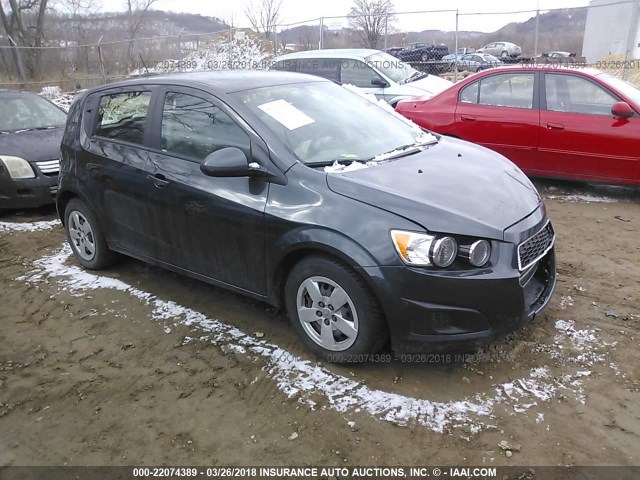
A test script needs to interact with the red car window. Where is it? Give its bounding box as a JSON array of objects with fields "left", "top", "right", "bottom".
[{"left": 545, "top": 74, "right": 618, "bottom": 115}]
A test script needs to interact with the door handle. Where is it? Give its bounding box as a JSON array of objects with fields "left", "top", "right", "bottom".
[
  {"left": 461, "top": 115, "right": 476, "bottom": 121},
  {"left": 147, "top": 173, "right": 170, "bottom": 188},
  {"left": 546, "top": 122, "right": 564, "bottom": 130}
]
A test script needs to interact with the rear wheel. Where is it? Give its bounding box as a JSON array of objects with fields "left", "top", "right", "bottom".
[
  {"left": 64, "top": 198, "right": 116, "bottom": 270},
  {"left": 285, "top": 255, "right": 388, "bottom": 361}
]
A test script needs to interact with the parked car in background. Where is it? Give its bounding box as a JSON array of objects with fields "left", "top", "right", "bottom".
[
  {"left": 477, "top": 41, "right": 522, "bottom": 59},
  {"left": 272, "top": 49, "right": 452, "bottom": 105},
  {"left": 384, "top": 46, "right": 404, "bottom": 57},
  {"left": 543, "top": 51, "right": 576, "bottom": 58},
  {"left": 441, "top": 47, "right": 477, "bottom": 65},
  {"left": 0, "top": 90, "right": 66, "bottom": 210},
  {"left": 454, "top": 53, "right": 503, "bottom": 72},
  {"left": 398, "top": 43, "right": 449, "bottom": 62},
  {"left": 58, "top": 71, "right": 556, "bottom": 359},
  {"left": 395, "top": 66, "right": 640, "bottom": 186}
]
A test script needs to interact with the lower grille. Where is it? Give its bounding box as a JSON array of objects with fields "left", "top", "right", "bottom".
[
  {"left": 517, "top": 221, "right": 555, "bottom": 271},
  {"left": 35, "top": 159, "right": 60, "bottom": 175}
]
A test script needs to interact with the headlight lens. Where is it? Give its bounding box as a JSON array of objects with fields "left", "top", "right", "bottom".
[
  {"left": 391, "top": 231, "right": 459, "bottom": 267},
  {"left": 432, "top": 236, "right": 458, "bottom": 267},
  {"left": 468, "top": 240, "right": 491, "bottom": 267},
  {"left": 0, "top": 156, "right": 35, "bottom": 179},
  {"left": 390, "top": 230, "right": 435, "bottom": 266}
]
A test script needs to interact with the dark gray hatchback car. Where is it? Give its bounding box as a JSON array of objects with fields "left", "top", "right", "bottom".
[{"left": 57, "top": 71, "right": 556, "bottom": 360}]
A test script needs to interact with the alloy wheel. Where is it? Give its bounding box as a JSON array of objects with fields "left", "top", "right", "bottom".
[
  {"left": 296, "top": 276, "right": 359, "bottom": 351},
  {"left": 68, "top": 210, "right": 96, "bottom": 261}
]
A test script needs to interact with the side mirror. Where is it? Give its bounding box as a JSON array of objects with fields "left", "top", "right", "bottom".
[
  {"left": 611, "top": 101, "right": 634, "bottom": 119},
  {"left": 371, "top": 78, "right": 389, "bottom": 88},
  {"left": 200, "top": 147, "right": 269, "bottom": 178}
]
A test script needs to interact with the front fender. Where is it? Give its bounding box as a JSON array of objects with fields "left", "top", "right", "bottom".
[{"left": 266, "top": 226, "right": 380, "bottom": 307}]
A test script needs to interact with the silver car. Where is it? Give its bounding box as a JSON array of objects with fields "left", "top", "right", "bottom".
[
  {"left": 477, "top": 41, "right": 522, "bottom": 59},
  {"left": 271, "top": 49, "right": 452, "bottom": 106},
  {"left": 455, "top": 53, "right": 502, "bottom": 72}
]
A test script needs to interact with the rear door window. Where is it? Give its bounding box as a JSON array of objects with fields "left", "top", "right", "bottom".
[
  {"left": 295, "top": 58, "right": 340, "bottom": 82},
  {"left": 478, "top": 73, "right": 535, "bottom": 109},
  {"left": 95, "top": 91, "right": 151, "bottom": 145}
]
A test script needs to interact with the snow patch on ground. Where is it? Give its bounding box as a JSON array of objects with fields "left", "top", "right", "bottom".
[
  {"left": 0, "top": 219, "right": 61, "bottom": 233},
  {"left": 19, "top": 245, "right": 617, "bottom": 434},
  {"left": 546, "top": 194, "right": 617, "bottom": 203},
  {"left": 39, "top": 87, "right": 74, "bottom": 112}
]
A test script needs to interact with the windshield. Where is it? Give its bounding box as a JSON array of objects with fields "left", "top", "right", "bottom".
[
  {"left": 596, "top": 72, "right": 640, "bottom": 107},
  {"left": 365, "top": 52, "right": 419, "bottom": 84},
  {"left": 0, "top": 94, "right": 66, "bottom": 133},
  {"left": 231, "top": 81, "right": 431, "bottom": 165}
]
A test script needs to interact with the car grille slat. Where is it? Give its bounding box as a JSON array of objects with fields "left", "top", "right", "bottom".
[
  {"left": 35, "top": 159, "right": 60, "bottom": 175},
  {"left": 517, "top": 221, "right": 555, "bottom": 271}
]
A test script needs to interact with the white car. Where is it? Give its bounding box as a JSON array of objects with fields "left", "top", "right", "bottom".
[
  {"left": 271, "top": 49, "right": 452, "bottom": 106},
  {"left": 477, "top": 41, "right": 522, "bottom": 59}
]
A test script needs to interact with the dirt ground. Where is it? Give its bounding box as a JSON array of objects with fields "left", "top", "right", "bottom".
[{"left": 0, "top": 180, "right": 639, "bottom": 470}]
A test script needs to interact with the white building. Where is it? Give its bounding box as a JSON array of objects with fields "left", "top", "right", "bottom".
[{"left": 582, "top": 0, "right": 640, "bottom": 63}]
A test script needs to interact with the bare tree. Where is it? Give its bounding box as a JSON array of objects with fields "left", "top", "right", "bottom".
[
  {"left": 56, "top": 0, "right": 97, "bottom": 74},
  {"left": 124, "top": 0, "right": 158, "bottom": 65},
  {"left": 348, "top": 0, "right": 394, "bottom": 49},
  {"left": 244, "top": 0, "right": 281, "bottom": 38},
  {"left": 0, "top": 0, "right": 50, "bottom": 79}
]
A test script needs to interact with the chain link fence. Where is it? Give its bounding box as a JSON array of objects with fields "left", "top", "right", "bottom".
[{"left": 1, "top": 1, "right": 639, "bottom": 92}]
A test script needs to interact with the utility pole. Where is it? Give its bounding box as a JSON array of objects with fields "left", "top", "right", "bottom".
[
  {"left": 534, "top": 0, "right": 540, "bottom": 60},
  {"left": 623, "top": 0, "right": 640, "bottom": 80}
]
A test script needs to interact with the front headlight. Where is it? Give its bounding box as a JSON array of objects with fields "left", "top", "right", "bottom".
[
  {"left": 391, "top": 230, "right": 458, "bottom": 267},
  {"left": 391, "top": 230, "right": 492, "bottom": 269},
  {"left": 0, "top": 156, "right": 35, "bottom": 179}
]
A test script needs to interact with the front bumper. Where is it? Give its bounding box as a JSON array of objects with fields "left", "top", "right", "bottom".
[
  {"left": 363, "top": 218, "right": 557, "bottom": 353},
  {"left": 0, "top": 169, "right": 58, "bottom": 210}
]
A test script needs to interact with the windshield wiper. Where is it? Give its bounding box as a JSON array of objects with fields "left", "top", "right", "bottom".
[
  {"left": 402, "top": 71, "right": 428, "bottom": 84},
  {"left": 369, "top": 144, "right": 422, "bottom": 161},
  {"left": 306, "top": 158, "right": 367, "bottom": 168}
]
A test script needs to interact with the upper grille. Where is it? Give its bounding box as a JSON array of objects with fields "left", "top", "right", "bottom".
[
  {"left": 35, "top": 159, "right": 59, "bottom": 175},
  {"left": 517, "top": 221, "right": 555, "bottom": 271}
]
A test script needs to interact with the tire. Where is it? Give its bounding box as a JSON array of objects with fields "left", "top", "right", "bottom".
[
  {"left": 501, "top": 50, "right": 509, "bottom": 59},
  {"left": 284, "top": 255, "right": 388, "bottom": 361},
  {"left": 421, "top": 52, "right": 429, "bottom": 62},
  {"left": 64, "top": 198, "right": 116, "bottom": 270}
]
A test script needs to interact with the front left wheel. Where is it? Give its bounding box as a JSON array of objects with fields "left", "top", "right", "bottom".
[
  {"left": 64, "top": 198, "right": 116, "bottom": 270},
  {"left": 285, "top": 255, "right": 388, "bottom": 361}
]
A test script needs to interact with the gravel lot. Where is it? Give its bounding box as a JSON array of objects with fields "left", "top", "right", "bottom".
[{"left": 0, "top": 181, "right": 638, "bottom": 469}]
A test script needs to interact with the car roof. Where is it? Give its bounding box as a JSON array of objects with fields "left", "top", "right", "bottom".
[
  {"left": 466, "top": 65, "right": 603, "bottom": 77},
  {"left": 83, "top": 70, "right": 330, "bottom": 95},
  {"left": 274, "top": 48, "right": 381, "bottom": 62}
]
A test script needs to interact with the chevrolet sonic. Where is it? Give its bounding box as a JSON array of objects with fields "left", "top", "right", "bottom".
[{"left": 57, "top": 71, "right": 556, "bottom": 360}]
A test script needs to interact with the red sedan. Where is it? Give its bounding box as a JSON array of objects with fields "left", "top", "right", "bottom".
[{"left": 396, "top": 66, "right": 640, "bottom": 185}]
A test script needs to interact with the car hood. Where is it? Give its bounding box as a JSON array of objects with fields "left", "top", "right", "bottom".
[
  {"left": 326, "top": 138, "right": 541, "bottom": 241},
  {"left": 0, "top": 127, "right": 64, "bottom": 162},
  {"left": 403, "top": 75, "right": 453, "bottom": 97}
]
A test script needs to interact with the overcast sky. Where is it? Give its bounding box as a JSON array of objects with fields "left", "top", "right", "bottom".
[{"left": 96, "top": 0, "right": 591, "bottom": 33}]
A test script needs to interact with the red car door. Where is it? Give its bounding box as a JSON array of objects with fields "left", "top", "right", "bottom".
[
  {"left": 537, "top": 72, "right": 640, "bottom": 184},
  {"left": 453, "top": 71, "right": 540, "bottom": 172}
]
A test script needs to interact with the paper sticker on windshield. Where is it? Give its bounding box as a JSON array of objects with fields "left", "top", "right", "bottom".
[{"left": 257, "top": 99, "right": 315, "bottom": 130}]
